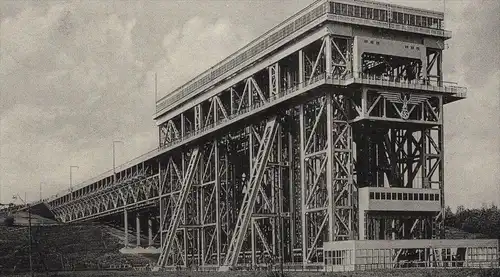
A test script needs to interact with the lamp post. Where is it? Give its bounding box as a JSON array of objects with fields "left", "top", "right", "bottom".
[
  {"left": 113, "top": 140, "right": 123, "bottom": 183},
  {"left": 39, "top": 182, "right": 43, "bottom": 201},
  {"left": 13, "top": 194, "right": 33, "bottom": 277},
  {"left": 69, "top": 166, "right": 79, "bottom": 200}
]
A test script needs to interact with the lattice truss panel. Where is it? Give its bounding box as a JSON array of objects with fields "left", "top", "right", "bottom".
[
  {"left": 354, "top": 121, "right": 444, "bottom": 242},
  {"left": 49, "top": 164, "right": 160, "bottom": 222}
]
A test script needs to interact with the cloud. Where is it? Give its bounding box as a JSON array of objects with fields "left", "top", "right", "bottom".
[
  {"left": 154, "top": 16, "right": 253, "bottom": 96},
  {"left": 0, "top": 1, "right": 255, "bottom": 203}
]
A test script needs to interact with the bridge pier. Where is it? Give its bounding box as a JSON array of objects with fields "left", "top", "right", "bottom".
[
  {"left": 124, "top": 209, "right": 128, "bottom": 247},
  {"left": 136, "top": 213, "right": 141, "bottom": 247},
  {"left": 148, "top": 217, "right": 153, "bottom": 247}
]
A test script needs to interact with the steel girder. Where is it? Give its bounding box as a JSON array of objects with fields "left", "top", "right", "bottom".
[{"left": 50, "top": 167, "right": 160, "bottom": 222}]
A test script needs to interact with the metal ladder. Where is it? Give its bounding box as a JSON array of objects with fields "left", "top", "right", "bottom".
[
  {"left": 221, "top": 117, "right": 279, "bottom": 270},
  {"left": 156, "top": 147, "right": 201, "bottom": 268}
]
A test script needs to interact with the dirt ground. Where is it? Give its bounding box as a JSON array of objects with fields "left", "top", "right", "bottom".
[{"left": 5, "top": 268, "right": 500, "bottom": 277}]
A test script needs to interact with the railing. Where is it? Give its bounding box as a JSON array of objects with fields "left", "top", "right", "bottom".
[
  {"left": 345, "top": 71, "right": 467, "bottom": 96},
  {"left": 155, "top": 0, "right": 328, "bottom": 114},
  {"left": 155, "top": 1, "right": 452, "bottom": 116},
  {"left": 326, "top": 14, "right": 451, "bottom": 38}
]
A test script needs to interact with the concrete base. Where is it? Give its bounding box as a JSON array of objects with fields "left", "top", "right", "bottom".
[
  {"left": 323, "top": 239, "right": 499, "bottom": 272},
  {"left": 120, "top": 246, "right": 161, "bottom": 254}
]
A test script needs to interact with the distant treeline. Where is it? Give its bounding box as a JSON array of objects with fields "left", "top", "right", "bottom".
[{"left": 445, "top": 204, "right": 500, "bottom": 239}]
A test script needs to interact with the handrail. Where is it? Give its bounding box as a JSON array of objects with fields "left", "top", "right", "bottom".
[
  {"left": 155, "top": 0, "right": 451, "bottom": 116},
  {"left": 155, "top": 0, "right": 328, "bottom": 113}
]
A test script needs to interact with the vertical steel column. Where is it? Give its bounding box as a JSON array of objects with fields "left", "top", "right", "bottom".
[
  {"left": 288, "top": 131, "right": 295, "bottom": 262},
  {"left": 159, "top": 160, "right": 164, "bottom": 247},
  {"left": 148, "top": 217, "right": 153, "bottom": 247},
  {"left": 215, "top": 139, "right": 221, "bottom": 266},
  {"left": 249, "top": 126, "right": 255, "bottom": 267},
  {"left": 124, "top": 209, "right": 128, "bottom": 247},
  {"left": 325, "top": 93, "right": 335, "bottom": 241},
  {"left": 299, "top": 104, "right": 307, "bottom": 266},
  {"left": 136, "top": 213, "right": 141, "bottom": 247}
]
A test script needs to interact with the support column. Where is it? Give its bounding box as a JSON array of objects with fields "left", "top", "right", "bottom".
[
  {"left": 124, "top": 209, "right": 128, "bottom": 247},
  {"left": 148, "top": 217, "right": 153, "bottom": 247},
  {"left": 299, "top": 50, "right": 304, "bottom": 88},
  {"left": 136, "top": 213, "right": 141, "bottom": 247},
  {"left": 299, "top": 104, "right": 307, "bottom": 266},
  {"left": 326, "top": 94, "right": 335, "bottom": 241}
]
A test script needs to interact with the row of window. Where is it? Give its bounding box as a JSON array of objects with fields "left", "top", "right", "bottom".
[
  {"left": 330, "top": 2, "right": 442, "bottom": 29},
  {"left": 369, "top": 191, "right": 440, "bottom": 201},
  {"left": 362, "top": 39, "right": 422, "bottom": 51}
]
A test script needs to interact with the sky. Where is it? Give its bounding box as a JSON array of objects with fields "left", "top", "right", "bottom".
[{"left": 0, "top": 0, "right": 498, "bottom": 209}]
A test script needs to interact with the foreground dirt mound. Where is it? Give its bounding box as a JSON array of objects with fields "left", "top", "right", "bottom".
[{"left": 0, "top": 223, "right": 153, "bottom": 273}]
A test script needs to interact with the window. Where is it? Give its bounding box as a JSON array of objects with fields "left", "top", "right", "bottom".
[
  {"left": 347, "top": 5, "right": 354, "bottom": 16},
  {"left": 392, "top": 193, "right": 397, "bottom": 200},
  {"left": 375, "top": 192, "right": 380, "bottom": 200},
  {"left": 404, "top": 13, "right": 409, "bottom": 24},
  {"left": 403, "top": 193, "right": 408, "bottom": 200},
  {"left": 430, "top": 194, "right": 435, "bottom": 201},
  {"left": 398, "top": 12, "right": 404, "bottom": 24},
  {"left": 354, "top": 6, "right": 360, "bottom": 17},
  {"left": 380, "top": 10, "right": 386, "bottom": 21},
  {"left": 414, "top": 193, "right": 419, "bottom": 200},
  {"left": 424, "top": 194, "right": 429, "bottom": 200},
  {"left": 370, "top": 192, "right": 375, "bottom": 199},
  {"left": 341, "top": 4, "right": 347, "bottom": 15},
  {"left": 435, "top": 194, "right": 440, "bottom": 201},
  {"left": 361, "top": 7, "right": 367, "bottom": 18},
  {"left": 398, "top": 193, "right": 403, "bottom": 200},
  {"left": 334, "top": 3, "right": 341, "bottom": 14},
  {"left": 419, "top": 193, "right": 424, "bottom": 200},
  {"left": 416, "top": 16, "right": 422, "bottom": 26},
  {"left": 367, "top": 8, "right": 373, "bottom": 19},
  {"left": 410, "top": 14, "right": 416, "bottom": 25},
  {"left": 381, "top": 192, "right": 386, "bottom": 200}
]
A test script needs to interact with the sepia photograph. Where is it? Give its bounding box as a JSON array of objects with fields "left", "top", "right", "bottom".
[{"left": 0, "top": 0, "right": 499, "bottom": 276}]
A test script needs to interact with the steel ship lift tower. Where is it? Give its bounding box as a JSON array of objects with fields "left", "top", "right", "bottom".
[{"left": 41, "top": 0, "right": 498, "bottom": 272}]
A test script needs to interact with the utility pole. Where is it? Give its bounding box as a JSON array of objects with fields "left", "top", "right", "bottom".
[
  {"left": 69, "top": 166, "right": 79, "bottom": 200},
  {"left": 13, "top": 194, "right": 33, "bottom": 277},
  {"left": 113, "top": 140, "right": 124, "bottom": 183}
]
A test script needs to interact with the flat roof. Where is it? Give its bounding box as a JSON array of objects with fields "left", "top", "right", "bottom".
[{"left": 154, "top": 0, "right": 447, "bottom": 118}]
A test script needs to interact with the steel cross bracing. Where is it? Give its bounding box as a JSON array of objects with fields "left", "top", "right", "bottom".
[
  {"left": 221, "top": 116, "right": 279, "bottom": 269},
  {"left": 157, "top": 147, "right": 201, "bottom": 268},
  {"left": 49, "top": 166, "right": 160, "bottom": 222}
]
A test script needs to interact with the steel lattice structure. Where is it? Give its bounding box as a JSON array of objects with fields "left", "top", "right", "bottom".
[{"left": 37, "top": 0, "right": 499, "bottom": 272}]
